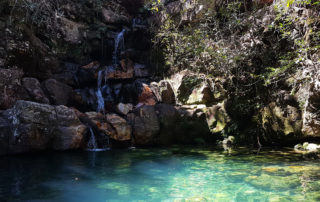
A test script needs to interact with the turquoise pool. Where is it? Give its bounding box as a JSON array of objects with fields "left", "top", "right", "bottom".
[{"left": 1, "top": 147, "right": 320, "bottom": 201}]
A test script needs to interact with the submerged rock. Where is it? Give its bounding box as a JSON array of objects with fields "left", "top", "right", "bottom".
[{"left": 245, "top": 174, "right": 301, "bottom": 191}]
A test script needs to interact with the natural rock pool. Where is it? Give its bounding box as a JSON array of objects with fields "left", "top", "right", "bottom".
[{"left": 1, "top": 147, "right": 320, "bottom": 201}]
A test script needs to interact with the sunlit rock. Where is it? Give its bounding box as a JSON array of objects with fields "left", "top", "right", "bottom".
[
  {"left": 261, "top": 102, "right": 302, "bottom": 141},
  {"left": 116, "top": 103, "right": 133, "bottom": 115},
  {"left": 106, "top": 113, "right": 132, "bottom": 141}
]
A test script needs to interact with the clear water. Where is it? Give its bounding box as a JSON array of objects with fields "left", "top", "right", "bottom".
[{"left": 1, "top": 147, "right": 320, "bottom": 202}]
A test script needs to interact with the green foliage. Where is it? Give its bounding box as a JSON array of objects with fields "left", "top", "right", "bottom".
[{"left": 153, "top": 15, "right": 228, "bottom": 74}]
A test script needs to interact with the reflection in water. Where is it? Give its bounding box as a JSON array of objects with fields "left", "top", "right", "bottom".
[{"left": 0, "top": 148, "right": 320, "bottom": 201}]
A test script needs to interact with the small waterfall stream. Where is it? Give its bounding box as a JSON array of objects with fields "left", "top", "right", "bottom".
[
  {"left": 112, "top": 29, "right": 126, "bottom": 67},
  {"left": 96, "top": 70, "right": 105, "bottom": 113},
  {"left": 87, "top": 29, "right": 127, "bottom": 152},
  {"left": 87, "top": 127, "right": 98, "bottom": 150}
]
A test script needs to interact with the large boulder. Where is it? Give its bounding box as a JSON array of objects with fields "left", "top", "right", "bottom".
[
  {"left": 130, "top": 105, "right": 160, "bottom": 145},
  {"left": 2, "top": 100, "right": 87, "bottom": 154},
  {"left": 22, "top": 77, "right": 49, "bottom": 104},
  {"left": 42, "top": 79, "right": 73, "bottom": 105},
  {"left": 0, "top": 68, "right": 29, "bottom": 109},
  {"left": 154, "top": 104, "right": 179, "bottom": 145},
  {"left": 84, "top": 112, "right": 132, "bottom": 142},
  {"left": 106, "top": 113, "right": 132, "bottom": 141},
  {"left": 175, "top": 105, "right": 212, "bottom": 144}
]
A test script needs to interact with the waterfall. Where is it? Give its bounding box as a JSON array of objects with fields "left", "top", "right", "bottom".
[
  {"left": 86, "top": 127, "right": 111, "bottom": 152},
  {"left": 112, "top": 29, "right": 126, "bottom": 66},
  {"left": 96, "top": 70, "right": 105, "bottom": 113},
  {"left": 87, "top": 128, "right": 98, "bottom": 150}
]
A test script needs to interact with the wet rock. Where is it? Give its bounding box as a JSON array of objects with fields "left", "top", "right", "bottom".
[
  {"left": 131, "top": 105, "right": 160, "bottom": 145},
  {"left": 0, "top": 68, "right": 29, "bottom": 109},
  {"left": 42, "top": 79, "right": 73, "bottom": 105},
  {"left": 106, "top": 114, "right": 132, "bottom": 141},
  {"left": 84, "top": 112, "right": 116, "bottom": 140},
  {"left": 3, "top": 100, "right": 87, "bottom": 154},
  {"left": 159, "top": 80, "right": 176, "bottom": 104},
  {"left": 116, "top": 103, "right": 133, "bottom": 115},
  {"left": 22, "top": 77, "right": 49, "bottom": 104},
  {"left": 101, "top": 8, "right": 130, "bottom": 25}
]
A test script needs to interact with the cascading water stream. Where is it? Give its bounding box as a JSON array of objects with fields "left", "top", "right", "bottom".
[
  {"left": 112, "top": 29, "right": 125, "bottom": 67},
  {"left": 87, "top": 127, "right": 98, "bottom": 150},
  {"left": 86, "top": 127, "right": 110, "bottom": 152},
  {"left": 96, "top": 70, "right": 105, "bottom": 113}
]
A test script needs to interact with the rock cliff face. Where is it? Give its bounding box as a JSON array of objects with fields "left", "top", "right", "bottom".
[{"left": 0, "top": 0, "right": 319, "bottom": 154}]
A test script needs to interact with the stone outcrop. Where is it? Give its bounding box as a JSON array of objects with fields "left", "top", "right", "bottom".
[{"left": 0, "top": 100, "right": 87, "bottom": 155}]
